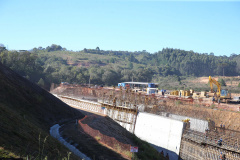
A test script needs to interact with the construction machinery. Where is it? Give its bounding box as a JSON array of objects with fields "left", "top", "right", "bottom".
[
  {"left": 229, "top": 96, "right": 240, "bottom": 104},
  {"left": 208, "top": 76, "right": 231, "bottom": 102},
  {"left": 209, "top": 76, "right": 221, "bottom": 97}
]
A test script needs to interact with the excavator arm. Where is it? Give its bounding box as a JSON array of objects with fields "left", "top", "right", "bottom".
[{"left": 209, "top": 76, "right": 221, "bottom": 97}]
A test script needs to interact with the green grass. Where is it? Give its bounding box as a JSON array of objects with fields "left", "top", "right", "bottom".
[
  {"left": 175, "top": 100, "right": 182, "bottom": 106},
  {"left": 210, "top": 104, "right": 216, "bottom": 109},
  {"left": 131, "top": 134, "right": 165, "bottom": 160},
  {"left": 194, "top": 104, "right": 200, "bottom": 108},
  {"left": 94, "top": 136, "right": 101, "bottom": 141},
  {"left": 0, "top": 102, "right": 78, "bottom": 160},
  {"left": 0, "top": 147, "right": 19, "bottom": 158},
  {"left": 0, "top": 63, "right": 83, "bottom": 159}
]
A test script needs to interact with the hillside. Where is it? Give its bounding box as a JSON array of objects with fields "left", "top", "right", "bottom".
[
  {"left": 1, "top": 45, "right": 240, "bottom": 90},
  {"left": 0, "top": 62, "right": 166, "bottom": 160},
  {"left": 0, "top": 62, "right": 84, "bottom": 159}
]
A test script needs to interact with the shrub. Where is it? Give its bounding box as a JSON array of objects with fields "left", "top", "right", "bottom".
[
  {"left": 210, "top": 104, "right": 215, "bottom": 109},
  {"left": 175, "top": 100, "right": 182, "bottom": 106},
  {"left": 95, "top": 136, "right": 101, "bottom": 141},
  {"left": 218, "top": 78, "right": 226, "bottom": 86}
]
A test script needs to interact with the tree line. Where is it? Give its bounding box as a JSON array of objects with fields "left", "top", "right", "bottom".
[{"left": 0, "top": 44, "right": 239, "bottom": 90}]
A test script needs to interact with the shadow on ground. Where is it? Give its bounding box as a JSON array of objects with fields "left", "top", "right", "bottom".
[{"left": 150, "top": 143, "right": 181, "bottom": 160}]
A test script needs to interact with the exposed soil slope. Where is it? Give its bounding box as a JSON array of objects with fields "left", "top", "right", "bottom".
[
  {"left": 0, "top": 62, "right": 84, "bottom": 159},
  {"left": 148, "top": 101, "right": 240, "bottom": 131},
  {"left": 61, "top": 122, "right": 128, "bottom": 160},
  {"left": 61, "top": 109, "right": 165, "bottom": 160},
  {"left": 81, "top": 115, "right": 134, "bottom": 145}
]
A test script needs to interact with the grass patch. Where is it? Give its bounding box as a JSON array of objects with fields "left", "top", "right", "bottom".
[
  {"left": 113, "top": 143, "right": 132, "bottom": 159},
  {"left": 123, "top": 150, "right": 132, "bottom": 159},
  {"left": 175, "top": 100, "right": 182, "bottom": 106},
  {"left": 0, "top": 147, "right": 19, "bottom": 158},
  {"left": 95, "top": 136, "right": 101, "bottom": 141},
  {"left": 210, "top": 104, "right": 215, "bottom": 109},
  {"left": 0, "top": 101, "right": 79, "bottom": 160},
  {"left": 131, "top": 134, "right": 165, "bottom": 160},
  {"left": 195, "top": 104, "right": 200, "bottom": 108}
]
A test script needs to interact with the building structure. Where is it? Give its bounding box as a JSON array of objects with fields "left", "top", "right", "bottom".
[{"left": 117, "top": 82, "right": 159, "bottom": 95}]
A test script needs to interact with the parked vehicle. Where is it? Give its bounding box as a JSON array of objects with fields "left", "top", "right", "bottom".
[{"left": 229, "top": 96, "right": 240, "bottom": 104}]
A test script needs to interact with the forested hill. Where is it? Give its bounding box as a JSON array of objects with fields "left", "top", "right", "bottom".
[
  {"left": 0, "top": 44, "right": 239, "bottom": 89},
  {"left": 148, "top": 48, "right": 238, "bottom": 77}
]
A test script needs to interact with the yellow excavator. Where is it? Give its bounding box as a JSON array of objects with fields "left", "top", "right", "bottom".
[
  {"left": 208, "top": 76, "right": 231, "bottom": 102},
  {"left": 209, "top": 76, "right": 221, "bottom": 97}
]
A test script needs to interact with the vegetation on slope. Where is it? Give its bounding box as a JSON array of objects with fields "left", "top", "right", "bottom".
[
  {"left": 1, "top": 44, "right": 240, "bottom": 91},
  {"left": 0, "top": 61, "right": 167, "bottom": 160},
  {"left": 0, "top": 62, "right": 84, "bottom": 159}
]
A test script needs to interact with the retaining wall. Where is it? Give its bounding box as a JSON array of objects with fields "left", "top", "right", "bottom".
[
  {"left": 56, "top": 95, "right": 135, "bottom": 132},
  {"left": 160, "top": 112, "right": 209, "bottom": 133},
  {"left": 56, "top": 95, "right": 183, "bottom": 159},
  {"left": 134, "top": 112, "right": 184, "bottom": 160},
  {"left": 55, "top": 95, "right": 105, "bottom": 114}
]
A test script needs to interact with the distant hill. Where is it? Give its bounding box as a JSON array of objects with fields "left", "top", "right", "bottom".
[
  {"left": 1, "top": 45, "right": 240, "bottom": 89},
  {"left": 0, "top": 62, "right": 84, "bottom": 159}
]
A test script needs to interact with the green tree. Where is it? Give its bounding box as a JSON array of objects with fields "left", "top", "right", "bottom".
[
  {"left": 127, "top": 62, "right": 133, "bottom": 69},
  {"left": 0, "top": 44, "right": 6, "bottom": 52},
  {"left": 46, "top": 44, "right": 63, "bottom": 52},
  {"left": 25, "top": 75, "right": 30, "bottom": 80},
  {"left": 218, "top": 78, "right": 226, "bottom": 86},
  {"left": 76, "top": 73, "right": 87, "bottom": 84},
  {"left": 37, "top": 78, "right": 45, "bottom": 87},
  {"left": 110, "top": 58, "right": 115, "bottom": 63},
  {"left": 102, "top": 69, "right": 119, "bottom": 86}
]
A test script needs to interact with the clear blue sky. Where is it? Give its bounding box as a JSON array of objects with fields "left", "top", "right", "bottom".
[{"left": 0, "top": 0, "right": 239, "bottom": 56}]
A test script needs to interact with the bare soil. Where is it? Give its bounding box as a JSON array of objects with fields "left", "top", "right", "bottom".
[
  {"left": 61, "top": 123, "right": 128, "bottom": 160},
  {"left": 81, "top": 115, "right": 134, "bottom": 145},
  {"left": 60, "top": 109, "right": 131, "bottom": 160},
  {"left": 190, "top": 76, "right": 240, "bottom": 87},
  {"left": 60, "top": 108, "right": 165, "bottom": 160},
  {"left": 149, "top": 99, "right": 240, "bottom": 131}
]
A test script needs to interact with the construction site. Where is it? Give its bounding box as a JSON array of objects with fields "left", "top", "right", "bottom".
[{"left": 50, "top": 77, "right": 240, "bottom": 160}]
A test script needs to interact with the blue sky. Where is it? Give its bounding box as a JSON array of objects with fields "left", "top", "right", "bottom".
[{"left": 0, "top": 0, "right": 239, "bottom": 56}]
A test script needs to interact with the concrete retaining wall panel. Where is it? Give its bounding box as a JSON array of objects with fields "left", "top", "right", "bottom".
[
  {"left": 159, "top": 112, "right": 208, "bottom": 133},
  {"left": 134, "top": 112, "right": 183, "bottom": 160},
  {"left": 166, "top": 113, "right": 208, "bottom": 133}
]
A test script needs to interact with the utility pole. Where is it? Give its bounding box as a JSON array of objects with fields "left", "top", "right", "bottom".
[{"left": 89, "top": 74, "right": 91, "bottom": 87}]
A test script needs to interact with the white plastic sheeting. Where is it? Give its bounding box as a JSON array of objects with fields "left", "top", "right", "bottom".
[
  {"left": 134, "top": 112, "right": 184, "bottom": 160},
  {"left": 50, "top": 124, "right": 91, "bottom": 160}
]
